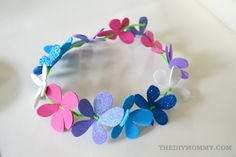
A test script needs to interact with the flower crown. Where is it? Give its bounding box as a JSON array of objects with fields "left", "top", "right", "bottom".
[{"left": 31, "top": 16, "right": 190, "bottom": 144}]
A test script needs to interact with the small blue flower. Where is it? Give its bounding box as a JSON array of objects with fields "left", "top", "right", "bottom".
[
  {"left": 110, "top": 95, "right": 153, "bottom": 139},
  {"left": 33, "top": 37, "right": 73, "bottom": 75},
  {"left": 135, "top": 85, "right": 177, "bottom": 125}
]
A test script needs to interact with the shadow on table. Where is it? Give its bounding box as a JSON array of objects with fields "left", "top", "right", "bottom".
[
  {"left": 0, "top": 61, "right": 21, "bottom": 111},
  {"left": 169, "top": 51, "right": 228, "bottom": 122}
]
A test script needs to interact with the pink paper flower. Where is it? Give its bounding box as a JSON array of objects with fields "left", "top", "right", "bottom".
[
  {"left": 37, "top": 83, "right": 79, "bottom": 132},
  {"left": 141, "top": 31, "right": 165, "bottom": 54},
  {"left": 97, "top": 17, "right": 135, "bottom": 44}
]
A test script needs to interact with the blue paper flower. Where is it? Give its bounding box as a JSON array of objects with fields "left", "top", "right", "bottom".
[
  {"left": 33, "top": 37, "right": 73, "bottom": 75},
  {"left": 135, "top": 85, "right": 177, "bottom": 125},
  {"left": 110, "top": 95, "right": 153, "bottom": 139}
]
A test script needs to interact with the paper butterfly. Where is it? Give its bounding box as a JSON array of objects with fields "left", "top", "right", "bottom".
[
  {"left": 110, "top": 95, "right": 153, "bottom": 139},
  {"left": 71, "top": 92, "right": 124, "bottom": 144},
  {"left": 33, "top": 37, "right": 73, "bottom": 75},
  {"left": 141, "top": 31, "right": 165, "bottom": 54},
  {"left": 127, "top": 16, "right": 148, "bottom": 36},
  {"left": 37, "top": 83, "right": 79, "bottom": 132},
  {"left": 153, "top": 66, "right": 191, "bottom": 101},
  {"left": 30, "top": 64, "right": 48, "bottom": 108},
  {"left": 135, "top": 85, "right": 176, "bottom": 125},
  {"left": 97, "top": 17, "right": 135, "bottom": 44},
  {"left": 165, "top": 44, "right": 189, "bottom": 79}
]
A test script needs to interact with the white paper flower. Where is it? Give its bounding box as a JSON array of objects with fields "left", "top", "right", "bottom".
[
  {"left": 153, "top": 66, "right": 190, "bottom": 101},
  {"left": 30, "top": 64, "right": 48, "bottom": 108}
]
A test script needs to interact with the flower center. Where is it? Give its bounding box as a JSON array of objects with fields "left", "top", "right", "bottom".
[
  {"left": 59, "top": 105, "right": 64, "bottom": 110},
  {"left": 149, "top": 105, "right": 156, "bottom": 110},
  {"left": 93, "top": 114, "right": 99, "bottom": 121}
]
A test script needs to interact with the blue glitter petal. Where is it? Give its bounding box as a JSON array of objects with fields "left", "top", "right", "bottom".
[
  {"left": 152, "top": 109, "right": 168, "bottom": 125},
  {"left": 40, "top": 56, "right": 52, "bottom": 66},
  {"left": 49, "top": 45, "right": 61, "bottom": 60},
  {"left": 134, "top": 94, "right": 149, "bottom": 109},
  {"left": 155, "top": 94, "right": 177, "bottom": 110},
  {"left": 147, "top": 85, "right": 160, "bottom": 103}
]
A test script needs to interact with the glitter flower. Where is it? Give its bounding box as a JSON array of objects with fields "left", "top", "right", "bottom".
[
  {"left": 71, "top": 92, "right": 124, "bottom": 144},
  {"left": 135, "top": 85, "right": 177, "bottom": 125},
  {"left": 33, "top": 37, "right": 73, "bottom": 75}
]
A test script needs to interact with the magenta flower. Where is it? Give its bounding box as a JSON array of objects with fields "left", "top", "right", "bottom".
[{"left": 97, "top": 17, "right": 135, "bottom": 44}]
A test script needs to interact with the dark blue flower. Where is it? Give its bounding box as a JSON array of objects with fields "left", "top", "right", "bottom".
[
  {"left": 127, "top": 16, "right": 148, "bottom": 36},
  {"left": 135, "top": 85, "right": 177, "bottom": 125}
]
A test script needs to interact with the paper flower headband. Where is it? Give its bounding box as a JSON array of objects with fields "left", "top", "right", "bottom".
[{"left": 31, "top": 16, "right": 190, "bottom": 144}]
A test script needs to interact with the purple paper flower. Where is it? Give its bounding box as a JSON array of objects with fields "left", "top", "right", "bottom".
[
  {"left": 71, "top": 92, "right": 124, "bottom": 144},
  {"left": 166, "top": 44, "right": 189, "bottom": 79}
]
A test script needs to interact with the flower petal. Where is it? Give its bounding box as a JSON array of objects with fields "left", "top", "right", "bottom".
[
  {"left": 153, "top": 69, "right": 170, "bottom": 88},
  {"left": 97, "top": 30, "right": 117, "bottom": 39},
  {"left": 122, "top": 95, "right": 135, "bottom": 110},
  {"left": 73, "top": 34, "right": 89, "bottom": 42},
  {"left": 119, "top": 31, "right": 134, "bottom": 44},
  {"left": 121, "top": 17, "right": 129, "bottom": 28},
  {"left": 139, "top": 16, "right": 148, "bottom": 35},
  {"left": 98, "top": 107, "right": 124, "bottom": 127},
  {"left": 33, "top": 66, "right": 43, "bottom": 75},
  {"left": 141, "top": 31, "right": 154, "bottom": 47},
  {"left": 125, "top": 118, "right": 140, "bottom": 139},
  {"left": 155, "top": 94, "right": 177, "bottom": 110},
  {"left": 46, "top": 84, "right": 62, "bottom": 104},
  {"left": 63, "top": 109, "right": 74, "bottom": 129},
  {"left": 181, "top": 70, "right": 189, "bottom": 79},
  {"left": 94, "top": 92, "right": 113, "bottom": 116},
  {"left": 134, "top": 94, "right": 149, "bottom": 109},
  {"left": 37, "top": 104, "right": 59, "bottom": 117},
  {"left": 170, "top": 58, "right": 189, "bottom": 69},
  {"left": 152, "top": 109, "right": 168, "bottom": 125},
  {"left": 109, "top": 19, "right": 121, "bottom": 32},
  {"left": 71, "top": 119, "right": 94, "bottom": 137},
  {"left": 147, "top": 85, "right": 160, "bottom": 103},
  {"left": 78, "top": 99, "right": 95, "bottom": 117},
  {"left": 169, "top": 66, "right": 181, "bottom": 87},
  {"left": 34, "top": 88, "right": 41, "bottom": 108},
  {"left": 51, "top": 110, "right": 64, "bottom": 132},
  {"left": 61, "top": 91, "right": 79, "bottom": 109},
  {"left": 110, "top": 124, "right": 124, "bottom": 139},
  {"left": 31, "top": 73, "right": 42, "bottom": 87},
  {"left": 92, "top": 121, "right": 107, "bottom": 144},
  {"left": 129, "top": 109, "right": 153, "bottom": 126}
]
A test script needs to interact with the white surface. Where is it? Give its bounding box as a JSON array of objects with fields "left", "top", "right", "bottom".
[
  {"left": 0, "top": 0, "right": 236, "bottom": 157},
  {"left": 198, "top": 0, "right": 236, "bottom": 34}
]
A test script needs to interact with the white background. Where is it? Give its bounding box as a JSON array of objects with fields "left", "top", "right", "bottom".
[{"left": 0, "top": 0, "right": 236, "bottom": 157}]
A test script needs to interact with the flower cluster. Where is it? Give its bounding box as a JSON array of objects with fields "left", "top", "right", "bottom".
[
  {"left": 31, "top": 16, "right": 190, "bottom": 144},
  {"left": 36, "top": 84, "right": 176, "bottom": 144}
]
